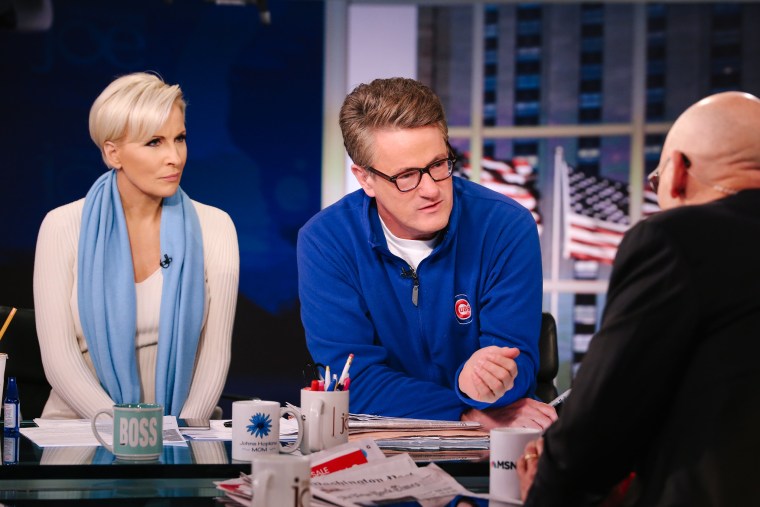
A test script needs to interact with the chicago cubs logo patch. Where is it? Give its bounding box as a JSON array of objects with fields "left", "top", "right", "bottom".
[{"left": 454, "top": 294, "right": 472, "bottom": 324}]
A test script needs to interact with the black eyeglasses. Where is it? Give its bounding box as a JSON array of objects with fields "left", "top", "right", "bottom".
[
  {"left": 365, "top": 156, "right": 456, "bottom": 192},
  {"left": 648, "top": 154, "right": 691, "bottom": 193}
]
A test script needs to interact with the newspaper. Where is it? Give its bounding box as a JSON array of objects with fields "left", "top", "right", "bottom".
[
  {"left": 311, "top": 453, "right": 489, "bottom": 506},
  {"left": 214, "top": 438, "right": 492, "bottom": 506},
  {"left": 215, "top": 438, "right": 387, "bottom": 505}
]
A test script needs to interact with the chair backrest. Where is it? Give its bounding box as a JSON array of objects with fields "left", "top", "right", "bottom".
[
  {"left": 0, "top": 306, "right": 52, "bottom": 419},
  {"left": 535, "top": 312, "right": 559, "bottom": 403}
]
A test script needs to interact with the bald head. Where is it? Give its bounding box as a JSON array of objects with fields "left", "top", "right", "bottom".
[
  {"left": 666, "top": 91, "right": 760, "bottom": 178},
  {"left": 656, "top": 91, "right": 760, "bottom": 208}
]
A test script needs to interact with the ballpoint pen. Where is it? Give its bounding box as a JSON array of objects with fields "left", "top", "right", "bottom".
[
  {"left": 337, "top": 353, "right": 354, "bottom": 389},
  {"left": 549, "top": 388, "right": 571, "bottom": 407}
]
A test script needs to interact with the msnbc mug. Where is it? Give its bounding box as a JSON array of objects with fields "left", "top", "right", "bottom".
[
  {"left": 299, "top": 388, "right": 349, "bottom": 454},
  {"left": 91, "top": 403, "right": 163, "bottom": 461},
  {"left": 489, "top": 426, "right": 542, "bottom": 503},
  {"left": 251, "top": 454, "right": 311, "bottom": 507},
  {"left": 231, "top": 400, "right": 303, "bottom": 462}
]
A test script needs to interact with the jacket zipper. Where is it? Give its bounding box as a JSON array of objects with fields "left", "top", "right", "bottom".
[{"left": 400, "top": 265, "right": 419, "bottom": 306}]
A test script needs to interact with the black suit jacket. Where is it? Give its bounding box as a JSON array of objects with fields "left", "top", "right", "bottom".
[{"left": 526, "top": 189, "right": 760, "bottom": 507}]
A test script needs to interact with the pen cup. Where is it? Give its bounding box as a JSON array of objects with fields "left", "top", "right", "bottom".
[
  {"left": 251, "top": 454, "right": 311, "bottom": 507},
  {"left": 299, "top": 388, "right": 349, "bottom": 455}
]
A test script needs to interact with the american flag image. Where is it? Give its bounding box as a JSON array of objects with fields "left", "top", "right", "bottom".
[
  {"left": 454, "top": 152, "right": 543, "bottom": 233},
  {"left": 552, "top": 148, "right": 661, "bottom": 378},
  {"left": 560, "top": 158, "right": 659, "bottom": 264},
  {"left": 642, "top": 187, "right": 660, "bottom": 216}
]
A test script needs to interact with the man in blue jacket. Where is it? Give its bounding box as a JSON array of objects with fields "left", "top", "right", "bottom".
[{"left": 297, "top": 77, "right": 557, "bottom": 429}]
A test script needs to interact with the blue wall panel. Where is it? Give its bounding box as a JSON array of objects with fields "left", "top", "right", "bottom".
[{"left": 0, "top": 0, "right": 324, "bottom": 411}]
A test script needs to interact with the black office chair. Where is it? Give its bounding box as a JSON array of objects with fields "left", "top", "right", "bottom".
[
  {"left": 535, "top": 312, "right": 559, "bottom": 403},
  {"left": 0, "top": 306, "right": 52, "bottom": 419}
]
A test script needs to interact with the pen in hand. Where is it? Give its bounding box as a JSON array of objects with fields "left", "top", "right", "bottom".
[{"left": 549, "top": 388, "right": 571, "bottom": 408}]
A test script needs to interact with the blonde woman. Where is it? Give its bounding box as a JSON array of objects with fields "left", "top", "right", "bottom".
[{"left": 34, "top": 72, "right": 239, "bottom": 419}]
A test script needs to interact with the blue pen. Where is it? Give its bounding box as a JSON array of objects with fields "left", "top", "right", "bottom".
[
  {"left": 327, "top": 373, "right": 338, "bottom": 391},
  {"left": 323, "top": 366, "right": 332, "bottom": 391}
]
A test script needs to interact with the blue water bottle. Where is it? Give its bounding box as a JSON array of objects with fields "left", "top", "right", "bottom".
[{"left": 3, "top": 377, "right": 20, "bottom": 435}]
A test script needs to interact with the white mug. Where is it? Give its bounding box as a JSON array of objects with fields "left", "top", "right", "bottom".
[
  {"left": 489, "top": 427, "right": 542, "bottom": 503},
  {"left": 231, "top": 400, "right": 303, "bottom": 462},
  {"left": 299, "top": 388, "right": 349, "bottom": 454},
  {"left": 251, "top": 454, "right": 311, "bottom": 507}
]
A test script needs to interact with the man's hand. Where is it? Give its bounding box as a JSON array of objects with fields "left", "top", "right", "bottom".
[
  {"left": 459, "top": 346, "right": 520, "bottom": 402},
  {"left": 517, "top": 437, "right": 544, "bottom": 501},
  {"left": 461, "top": 398, "right": 557, "bottom": 430}
]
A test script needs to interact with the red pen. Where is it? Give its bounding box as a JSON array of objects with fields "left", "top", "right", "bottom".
[{"left": 310, "top": 379, "right": 319, "bottom": 391}]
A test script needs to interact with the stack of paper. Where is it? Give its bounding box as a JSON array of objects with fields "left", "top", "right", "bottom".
[
  {"left": 349, "top": 413, "right": 483, "bottom": 431},
  {"left": 347, "top": 414, "right": 490, "bottom": 453},
  {"left": 21, "top": 417, "right": 187, "bottom": 447}
]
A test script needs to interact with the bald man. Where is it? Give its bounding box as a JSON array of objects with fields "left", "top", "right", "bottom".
[{"left": 517, "top": 91, "right": 760, "bottom": 506}]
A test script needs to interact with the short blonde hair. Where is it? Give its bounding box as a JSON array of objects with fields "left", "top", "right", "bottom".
[
  {"left": 89, "top": 72, "right": 185, "bottom": 166},
  {"left": 339, "top": 77, "right": 448, "bottom": 168}
]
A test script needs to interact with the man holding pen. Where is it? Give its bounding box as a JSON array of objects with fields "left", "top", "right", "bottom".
[
  {"left": 297, "top": 78, "right": 556, "bottom": 430},
  {"left": 518, "top": 92, "right": 760, "bottom": 505}
]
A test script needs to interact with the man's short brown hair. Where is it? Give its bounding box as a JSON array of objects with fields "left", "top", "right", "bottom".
[{"left": 339, "top": 77, "right": 448, "bottom": 168}]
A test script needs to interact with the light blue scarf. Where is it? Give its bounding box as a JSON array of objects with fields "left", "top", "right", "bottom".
[{"left": 78, "top": 170, "right": 205, "bottom": 416}]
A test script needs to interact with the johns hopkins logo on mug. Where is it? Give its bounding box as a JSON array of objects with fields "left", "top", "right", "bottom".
[
  {"left": 231, "top": 400, "right": 303, "bottom": 462},
  {"left": 454, "top": 294, "right": 473, "bottom": 324},
  {"left": 247, "top": 412, "right": 273, "bottom": 438}
]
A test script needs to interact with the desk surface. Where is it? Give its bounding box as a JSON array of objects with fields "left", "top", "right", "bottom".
[{"left": 0, "top": 424, "right": 490, "bottom": 506}]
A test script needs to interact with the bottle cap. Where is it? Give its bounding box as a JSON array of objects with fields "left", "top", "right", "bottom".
[{"left": 5, "top": 376, "right": 18, "bottom": 400}]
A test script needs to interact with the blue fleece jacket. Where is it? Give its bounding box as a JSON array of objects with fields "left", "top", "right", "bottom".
[{"left": 297, "top": 176, "right": 542, "bottom": 421}]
